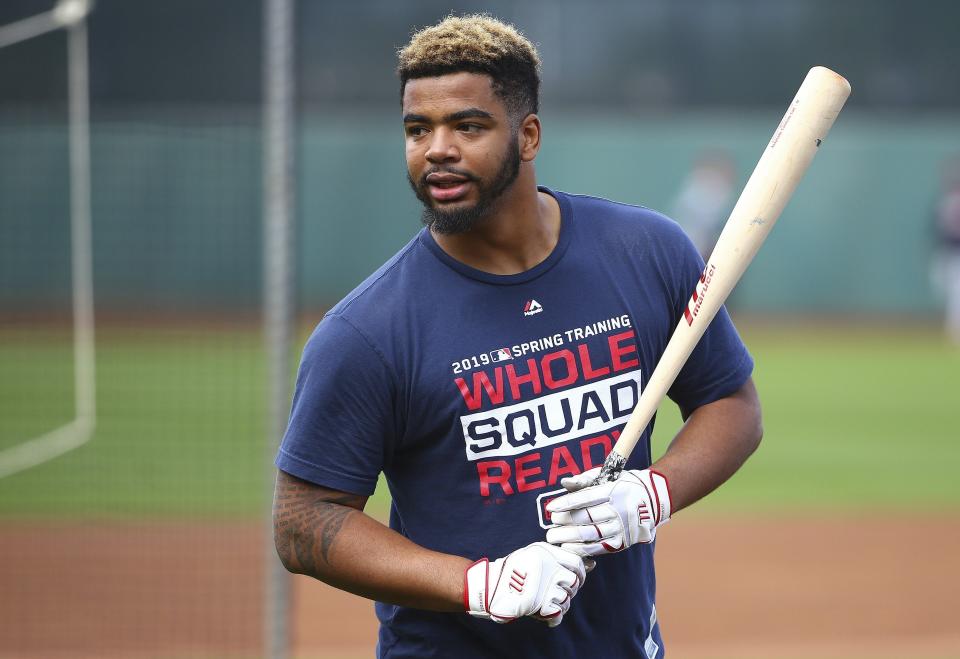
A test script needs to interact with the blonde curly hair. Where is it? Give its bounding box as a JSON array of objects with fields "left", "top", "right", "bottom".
[{"left": 397, "top": 14, "right": 541, "bottom": 118}]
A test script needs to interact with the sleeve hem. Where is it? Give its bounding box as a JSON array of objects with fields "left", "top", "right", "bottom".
[
  {"left": 275, "top": 448, "right": 379, "bottom": 497},
  {"left": 669, "top": 349, "right": 754, "bottom": 412}
]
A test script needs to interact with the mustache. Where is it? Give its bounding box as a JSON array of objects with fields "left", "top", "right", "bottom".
[{"left": 419, "top": 167, "right": 479, "bottom": 187}]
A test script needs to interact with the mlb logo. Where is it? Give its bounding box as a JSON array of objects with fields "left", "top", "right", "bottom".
[
  {"left": 489, "top": 348, "right": 513, "bottom": 362},
  {"left": 535, "top": 488, "right": 567, "bottom": 529}
]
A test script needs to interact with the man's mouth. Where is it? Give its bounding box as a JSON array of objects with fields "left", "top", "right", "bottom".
[{"left": 425, "top": 172, "right": 472, "bottom": 202}]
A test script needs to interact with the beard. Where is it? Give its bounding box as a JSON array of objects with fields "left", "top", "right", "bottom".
[{"left": 408, "top": 137, "right": 522, "bottom": 235}]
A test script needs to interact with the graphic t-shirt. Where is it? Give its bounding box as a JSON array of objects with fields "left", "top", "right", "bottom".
[{"left": 276, "top": 187, "right": 754, "bottom": 659}]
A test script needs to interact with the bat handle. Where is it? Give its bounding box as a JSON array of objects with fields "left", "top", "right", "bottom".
[
  {"left": 591, "top": 450, "right": 628, "bottom": 484},
  {"left": 591, "top": 379, "right": 661, "bottom": 484}
]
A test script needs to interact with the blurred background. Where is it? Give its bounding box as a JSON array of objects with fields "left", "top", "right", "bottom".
[{"left": 1, "top": 0, "right": 958, "bottom": 657}]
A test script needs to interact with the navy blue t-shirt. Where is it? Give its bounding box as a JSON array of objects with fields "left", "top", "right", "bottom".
[{"left": 276, "top": 188, "right": 753, "bottom": 659}]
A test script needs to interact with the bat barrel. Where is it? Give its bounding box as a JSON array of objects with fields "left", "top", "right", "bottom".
[{"left": 600, "top": 67, "right": 851, "bottom": 479}]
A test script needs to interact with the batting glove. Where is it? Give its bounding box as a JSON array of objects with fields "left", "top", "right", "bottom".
[
  {"left": 465, "top": 541, "right": 588, "bottom": 627},
  {"left": 545, "top": 467, "right": 672, "bottom": 557}
]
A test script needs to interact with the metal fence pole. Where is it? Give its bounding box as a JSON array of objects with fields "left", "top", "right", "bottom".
[
  {"left": 68, "top": 7, "right": 96, "bottom": 446},
  {"left": 263, "top": 0, "right": 295, "bottom": 656}
]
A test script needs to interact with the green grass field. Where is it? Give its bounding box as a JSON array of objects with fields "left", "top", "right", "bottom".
[
  {"left": 1, "top": 322, "right": 957, "bottom": 518},
  {"left": 0, "top": 325, "right": 265, "bottom": 517},
  {"left": 658, "top": 323, "right": 960, "bottom": 513}
]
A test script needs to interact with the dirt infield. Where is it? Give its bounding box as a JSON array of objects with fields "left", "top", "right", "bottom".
[
  {"left": 2, "top": 515, "right": 958, "bottom": 658},
  {"left": 0, "top": 521, "right": 264, "bottom": 658}
]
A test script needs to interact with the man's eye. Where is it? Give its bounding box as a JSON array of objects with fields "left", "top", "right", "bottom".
[
  {"left": 459, "top": 123, "right": 483, "bottom": 133},
  {"left": 406, "top": 126, "right": 427, "bottom": 137}
]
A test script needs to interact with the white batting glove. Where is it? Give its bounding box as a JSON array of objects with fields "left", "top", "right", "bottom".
[
  {"left": 545, "top": 467, "right": 672, "bottom": 557},
  {"left": 464, "top": 541, "right": 588, "bottom": 627}
]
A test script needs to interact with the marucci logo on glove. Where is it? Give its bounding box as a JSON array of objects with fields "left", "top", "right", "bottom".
[
  {"left": 637, "top": 501, "right": 652, "bottom": 524},
  {"left": 509, "top": 570, "right": 527, "bottom": 593}
]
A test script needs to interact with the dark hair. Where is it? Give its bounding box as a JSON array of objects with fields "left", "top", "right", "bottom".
[{"left": 397, "top": 14, "right": 541, "bottom": 118}]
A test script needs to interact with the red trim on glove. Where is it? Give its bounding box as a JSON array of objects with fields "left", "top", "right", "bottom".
[
  {"left": 650, "top": 469, "right": 672, "bottom": 507},
  {"left": 488, "top": 558, "right": 507, "bottom": 613},
  {"left": 586, "top": 508, "right": 603, "bottom": 541},
  {"left": 601, "top": 539, "right": 625, "bottom": 552},
  {"left": 649, "top": 480, "right": 662, "bottom": 525}
]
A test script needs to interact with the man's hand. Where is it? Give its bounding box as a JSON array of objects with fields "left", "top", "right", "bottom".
[
  {"left": 545, "top": 467, "right": 672, "bottom": 557},
  {"left": 464, "top": 542, "right": 588, "bottom": 627}
]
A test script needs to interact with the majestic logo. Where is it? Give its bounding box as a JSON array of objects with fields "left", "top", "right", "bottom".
[{"left": 523, "top": 299, "right": 543, "bottom": 316}]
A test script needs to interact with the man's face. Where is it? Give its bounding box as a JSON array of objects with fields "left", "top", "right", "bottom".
[{"left": 402, "top": 72, "right": 522, "bottom": 234}]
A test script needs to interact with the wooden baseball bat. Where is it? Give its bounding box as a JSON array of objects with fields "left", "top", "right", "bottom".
[{"left": 595, "top": 66, "right": 851, "bottom": 482}]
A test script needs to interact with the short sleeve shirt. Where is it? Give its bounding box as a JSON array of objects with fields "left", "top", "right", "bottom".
[{"left": 276, "top": 187, "right": 753, "bottom": 659}]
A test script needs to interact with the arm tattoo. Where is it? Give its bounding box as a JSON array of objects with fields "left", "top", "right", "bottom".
[{"left": 273, "top": 471, "right": 365, "bottom": 576}]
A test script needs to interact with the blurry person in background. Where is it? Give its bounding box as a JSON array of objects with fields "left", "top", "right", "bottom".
[
  {"left": 668, "top": 150, "right": 737, "bottom": 260},
  {"left": 934, "top": 157, "right": 960, "bottom": 344}
]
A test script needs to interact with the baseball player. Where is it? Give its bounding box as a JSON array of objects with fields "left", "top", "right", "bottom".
[{"left": 273, "top": 14, "right": 762, "bottom": 658}]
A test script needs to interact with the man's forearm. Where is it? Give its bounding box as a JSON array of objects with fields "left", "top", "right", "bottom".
[
  {"left": 273, "top": 471, "right": 470, "bottom": 611},
  {"left": 652, "top": 378, "right": 763, "bottom": 512}
]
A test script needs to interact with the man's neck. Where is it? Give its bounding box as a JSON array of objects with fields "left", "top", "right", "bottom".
[{"left": 431, "top": 176, "right": 561, "bottom": 276}]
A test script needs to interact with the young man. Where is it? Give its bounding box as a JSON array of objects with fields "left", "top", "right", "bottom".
[{"left": 274, "top": 14, "right": 762, "bottom": 658}]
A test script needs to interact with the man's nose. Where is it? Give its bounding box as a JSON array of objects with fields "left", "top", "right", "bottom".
[{"left": 425, "top": 128, "right": 459, "bottom": 163}]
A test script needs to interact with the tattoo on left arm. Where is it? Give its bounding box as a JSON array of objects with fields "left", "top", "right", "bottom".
[{"left": 273, "top": 471, "right": 365, "bottom": 576}]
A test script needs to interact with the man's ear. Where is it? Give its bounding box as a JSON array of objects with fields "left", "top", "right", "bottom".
[{"left": 519, "top": 113, "right": 542, "bottom": 162}]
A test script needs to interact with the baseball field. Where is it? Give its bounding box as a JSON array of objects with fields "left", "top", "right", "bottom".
[{"left": 1, "top": 319, "right": 958, "bottom": 657}]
